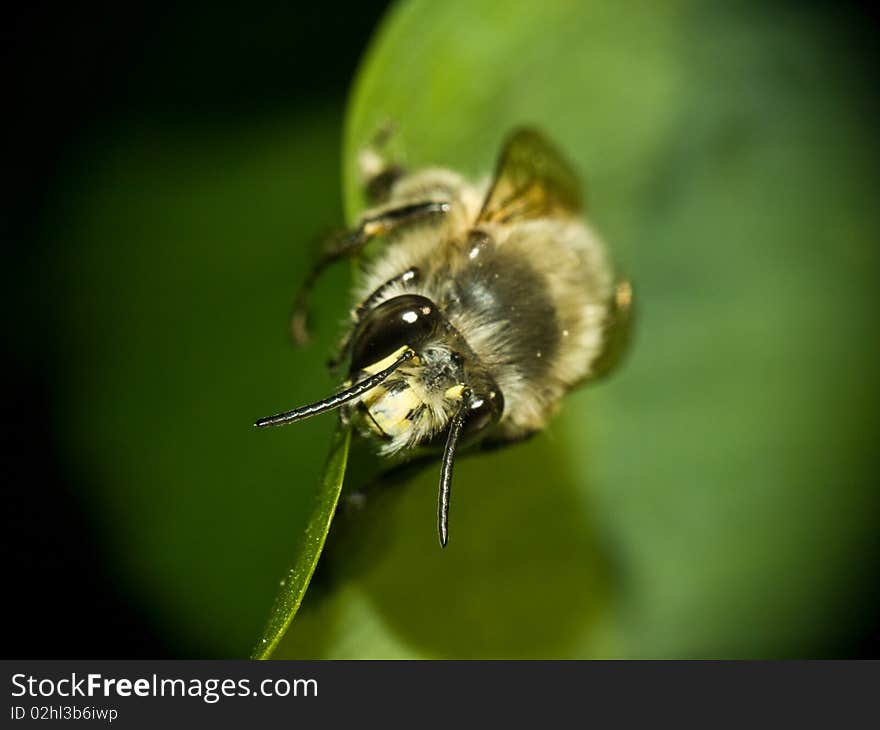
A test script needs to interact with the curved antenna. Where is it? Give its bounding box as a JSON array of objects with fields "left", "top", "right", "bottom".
[
  {"left": 437, "top": 389, "right": 471, "bottom": 548},
  {"left": 254, "top": 349, "right": 415, "bottom": 428}
]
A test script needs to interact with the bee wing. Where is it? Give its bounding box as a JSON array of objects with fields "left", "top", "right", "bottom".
[{"left": 477, "top": 128, "right": 583, "bottom": 224}]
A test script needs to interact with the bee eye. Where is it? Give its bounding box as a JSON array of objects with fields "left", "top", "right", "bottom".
[
  {"left": 349, "top": 294, "right": 442, "bottom": 373},
  {"left": 461, "top": 389, "right": 504, "bottom": 439}
]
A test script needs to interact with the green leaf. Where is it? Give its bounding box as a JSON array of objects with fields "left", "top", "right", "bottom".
[{"left": 251, "top": 424, "right": 352, "bottom": 659}]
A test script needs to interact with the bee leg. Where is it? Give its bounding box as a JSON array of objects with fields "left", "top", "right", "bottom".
[
  {"left": 358, "top": 121, "right": 405, "bottom": 205},
  {"left": 585, "top": 279, "right": 635, "bottom": 382},
  {"left": 327, "top": 267, "right": 420, "bottom": 370},
  {"left": 290, "top": 201, "right": 447, "bottom": 345}
]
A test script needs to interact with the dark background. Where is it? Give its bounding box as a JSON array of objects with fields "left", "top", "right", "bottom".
[
  {"left": 4, "top": 1, "right": 390, "bottom": 658},
  {"left": 3, "top": 1, "right": 878, "bottom": 659}
]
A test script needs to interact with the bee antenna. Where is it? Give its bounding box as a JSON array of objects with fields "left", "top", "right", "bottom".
[
  {"left": 437, "top": 388, "right": 472, "bottom": 548},
  {"left": 254, "top": 349, "right": 415, "bottom": 428}
]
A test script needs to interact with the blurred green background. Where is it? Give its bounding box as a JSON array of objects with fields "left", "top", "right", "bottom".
[{"left": 5, "top": 0, "right": 879, "bottom": 658}]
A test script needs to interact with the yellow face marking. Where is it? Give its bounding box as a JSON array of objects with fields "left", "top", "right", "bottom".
[
  {"left": 354, "top": 345, "right": 427, "bottom": 439},
  {"left": 365, "top": 385, "right": 422, "bottom": 438},
  {"left": 443, "top": 384, "right": 465, "bottom": 401},
  {"left": 361, "top": 345, "right": 416, "bottom": 375}
]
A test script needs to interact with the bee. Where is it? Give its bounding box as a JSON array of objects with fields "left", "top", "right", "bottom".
[{"left": 255, "top": 127, "right": 633, "bottom": 547}]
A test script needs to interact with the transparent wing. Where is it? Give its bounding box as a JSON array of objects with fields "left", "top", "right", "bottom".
[{"left": 477, "top": 128, "right": 583, "bottom": 224}]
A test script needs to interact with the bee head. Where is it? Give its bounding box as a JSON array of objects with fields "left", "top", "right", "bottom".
[{"left": 348, "top": 294, "right": 503, "bottom": 442}]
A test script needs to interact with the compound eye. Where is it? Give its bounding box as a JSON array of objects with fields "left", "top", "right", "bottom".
[
  {"left": 349, "top": 295, "right": 442, "bottom": 373},
  {"left": 461, "top": 389, "right": 504, "bottom": 440}
]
